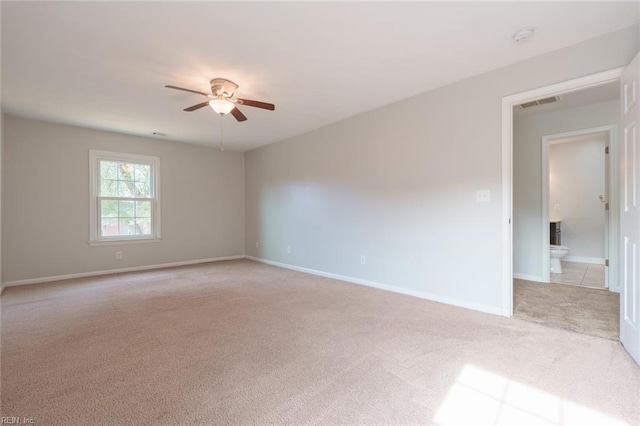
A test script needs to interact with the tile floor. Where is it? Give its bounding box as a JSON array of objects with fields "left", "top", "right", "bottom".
[{"left": 551, "top": 261, "right": 605, "bottom": 288}]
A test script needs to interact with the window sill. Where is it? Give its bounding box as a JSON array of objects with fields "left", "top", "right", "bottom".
[{"left": 89, "top": 238, "right": 162, "bottom": 247}]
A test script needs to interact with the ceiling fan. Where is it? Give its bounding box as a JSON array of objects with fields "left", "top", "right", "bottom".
[{"left": 165, "top": 78, "right": 275, "bottom": 122}]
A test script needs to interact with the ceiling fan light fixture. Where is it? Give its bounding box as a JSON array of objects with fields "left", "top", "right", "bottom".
[
  {"left": 209, "top": 99, "right": 235, "bottom": 115},
  {"left": 166, "top": 79, "right": 274, "bottom": 123}
]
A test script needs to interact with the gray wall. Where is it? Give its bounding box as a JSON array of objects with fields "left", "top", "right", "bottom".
[
  {"left": 0, "top": 112, "right": 3, "bottom": 291},
  {"left": 3, "top": 115, "right": 245, "bottom": 283},
  {"left": 514, "top": 100, "right": 619, "bottom": 279},
  {"left": 245, "top": 25, "right": 639, "bottom": 314}
]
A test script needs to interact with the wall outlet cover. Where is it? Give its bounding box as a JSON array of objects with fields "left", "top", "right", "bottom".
[{"left": 476, "top": 190, "right": 491, "bottom": 202}]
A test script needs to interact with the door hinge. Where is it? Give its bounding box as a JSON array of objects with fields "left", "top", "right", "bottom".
[
  {"left": 605, "top": 146, "right": 609, "bottom": 154},
  {"left": 605, "top": 259, "right": 609, "bottom": 267},
  {"left": 605, "top": 202, "right": 609, "bottom": 211}
]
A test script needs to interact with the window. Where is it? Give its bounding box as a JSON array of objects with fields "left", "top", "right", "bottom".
[{"left": 89, "top": 150, "right": 160, "bottom": 244}]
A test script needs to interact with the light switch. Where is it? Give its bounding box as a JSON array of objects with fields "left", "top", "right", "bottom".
[{"left": 476, "top": 190, "right": 490, "bottom": 202}]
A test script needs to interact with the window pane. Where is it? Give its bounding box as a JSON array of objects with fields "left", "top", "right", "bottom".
[
  {"left": 133, "top": 180, "right": 151, "bottom": 198},
  {"left": 99, "top": 199, "right": 153, "bottom": 238},
  {"left": 101, "top": 200, "right": 118, "bottom": 218},
  {"left": 101, "top": 218, "right": 119, "bottom": 237},
  {"left": 119, "top": 218, "right": 136, "bottom": 235},
  {"left": 117, "top": 181, "right": 135, "bottom": 198},
  {"left": 134, "top": 164, "right": 150, "bottom": 183},
  {"left": 100, "top": 161, "right": 118, "bottom": 180},
  {"left": 118, "top": 200, "right": 135, "bottom": 218},
  {"left": 99, "top": 160, "right": 153, "bottom": 198},
  {"left": 118, "top": 163, "right": 135, "bottom": 181},
  {"left": 135, "top": 201, "right": 151, "bottom": 218},
  {"left": 100, "top": 179, "right": 118, "bottom": 197},
  {"left": 136, "top": 218, "right": 152, "bottom": 235},
  {"left": 134, "top": 164, "right": 151, "bottom": 197}
]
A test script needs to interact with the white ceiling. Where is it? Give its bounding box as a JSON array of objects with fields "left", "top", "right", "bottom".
[{"left": 2, "top": 2, "right": 638, "bottom": 152}]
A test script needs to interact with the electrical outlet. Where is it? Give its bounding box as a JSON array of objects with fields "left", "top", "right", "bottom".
[
  {"left": 554, "top": 203, "right": 561, "bottom": 211},
  {"left": 360, "top": 255, "right": 366, "bottom": 265},
  {"left": 287, "top": 246, "right": 291, "bottom": 254},
  {"left": 256, "top": 242, "right": 260, "bottom": 249},
  {"left": 476, "top": 190, "right": 490, "bottom": 202},
  {"left": 115, "top": 251, "right": 123, "bottom": 260}
]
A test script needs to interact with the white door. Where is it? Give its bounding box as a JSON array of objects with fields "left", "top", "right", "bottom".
[
  {"left": 605, "top": 137, "right": 610, "bottom": 289},
  {"left": 620, "top": 51, "right": 640, "bottom": 365}
]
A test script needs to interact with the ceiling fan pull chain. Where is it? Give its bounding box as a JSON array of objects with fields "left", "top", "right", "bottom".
[{"left": 219, "top": 115, "right": 224, "bottom": 151}]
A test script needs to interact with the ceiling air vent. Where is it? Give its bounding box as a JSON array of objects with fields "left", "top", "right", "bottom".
[{"left": 518, "top": 96, "right": 561, "bottom": 109}]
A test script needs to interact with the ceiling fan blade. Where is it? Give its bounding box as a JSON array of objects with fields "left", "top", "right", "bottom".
[
  {"left": 183, "top": 102, "right": 210, "bottom": 112},
  {"left": 231, "top": 107, "right": 248, "bottom": 122},
  {"left": 165, "top": 85, "right": 210, "bottom": 97},
  {"left": 237, "top": 98, "right": 275, "bottom": 111}
]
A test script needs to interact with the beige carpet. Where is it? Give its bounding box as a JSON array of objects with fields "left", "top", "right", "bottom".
[
  {"left": 514, "top": 279, "right": 620, "bottom": 341},
  {"left": 1, "top": 260, "right": 639, "bottom": 425}
]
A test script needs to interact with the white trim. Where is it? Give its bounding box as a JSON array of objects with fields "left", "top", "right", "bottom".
[
  {"left": 241, "top": 153, "right": 246, "bottom": 256},
  {"left": 246, "top": 256, "right": 503, "bottom": 316},
  {"left": 513, "top": 273, "right": 547, "bottom": 283},
  {"left": 564, "top": 256, "right": 606, "bottom": 265},
  {"left": 502, "top": 67, "right": 624, "bottom": 317},
  {"left": 89, "top": 150, "right": 161, "bottom": 244},
  {"left": 541, "top": 125, "right": 618, "bottom": 290},
  {"left": 4, "top": 255, "right": 245, "bottom": 287},
  {"left": 501, "top": 93, "right": 514, "bottom": 317},
  {"left": 89, "top": 238, "right": 162, "bottom": 247},
  {"left": 542, "top": 137, "right": 551, "bottom": 283},
  {"left": 0, "top": 283, "right": 5, "bottom": 295}
]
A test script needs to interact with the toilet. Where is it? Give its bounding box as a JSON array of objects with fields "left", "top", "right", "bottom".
[{"left": 550, "top": 245, "right": 570, "bottom": 274}]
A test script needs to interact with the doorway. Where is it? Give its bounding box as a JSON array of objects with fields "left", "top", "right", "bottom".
[
  {"left": 502, "top": 55, "right": 640, "bottom": 365},
  {"left": 542, "top": 126, "right": 617, "bottom": 290},
  {"left": 509, "top": 82, "right": 621, "bottom": 340},
  {"left": 501, "top": 67, "right": 624, "bottom": 318},
  {"left": 502, "top": 68, "right": 626, "bottom": 343}
]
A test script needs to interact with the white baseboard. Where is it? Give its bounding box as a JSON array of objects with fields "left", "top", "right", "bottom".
[
  {"left": 6, "top": 254, "right": 505, "bottom": 317},
  {"left": 564, "top": 256, "right": 605, "bottom": 265},
  {"left": 0, "top": 282, "right": 5, "bottom": 295},
  {"left": 245, "top": 256, "right": 504, "bottom": 316},
  {"left": 513, "top": 273, "right": 548, "bottom": 283},
  {"left": 4, "top": 255, "right": 246, "bottom": 288}
]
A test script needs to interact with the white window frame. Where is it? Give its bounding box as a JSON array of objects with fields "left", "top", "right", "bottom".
[{"left": 89, "top": 150, "right": 161, "bottom": 245}]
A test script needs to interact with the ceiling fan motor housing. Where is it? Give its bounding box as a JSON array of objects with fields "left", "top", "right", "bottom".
[{"left": 210, "top": 78, "right": 239, "bottom": 98}]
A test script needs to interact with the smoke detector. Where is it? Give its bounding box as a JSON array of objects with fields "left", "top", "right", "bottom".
[{"left": 513, "top": 27, "right": 535, "bottom": 43}]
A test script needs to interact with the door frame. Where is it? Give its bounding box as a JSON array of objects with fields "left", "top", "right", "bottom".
[
  {"left": 541, "top": 125, "right": 618, "bottom": 290},
  {"left": 501, "top": 67, "right": 624, "bottom": 317}
]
